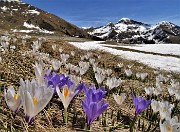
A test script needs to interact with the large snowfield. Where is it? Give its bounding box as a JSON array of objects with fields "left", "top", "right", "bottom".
[
  {"left": 100, "top": 44, "right": 180, "bottom": 56},
  {"left": 69, "top": 41, "right": 180, "bottom": 73}
]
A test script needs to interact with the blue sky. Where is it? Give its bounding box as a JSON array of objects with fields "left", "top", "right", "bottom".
[{"left": 23, "top": 0, "right": 180, "bottom": 27}]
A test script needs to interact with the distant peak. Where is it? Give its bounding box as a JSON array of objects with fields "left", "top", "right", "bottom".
[
  {"left": 117, "top": 18, "right": 147, "bottom": 26},
  {"left": 105, "top": 22, "right": 114, "bottom": 27},
  {"left": 117, "top": 18, "right": 131, "bottom": 23},
  {"left": 158, "top": 21, "right": 172, "bottom": 25},
  {"left": 120, "top": 18, "right": 131, "bottom": 21},
  {"left": 158, "top": 21, "right": 175, "bottom": 27}
]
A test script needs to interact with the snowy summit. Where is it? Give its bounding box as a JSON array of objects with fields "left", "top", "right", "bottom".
[{"left": 88, "top": 18, "right": 180, "bottom": 44}]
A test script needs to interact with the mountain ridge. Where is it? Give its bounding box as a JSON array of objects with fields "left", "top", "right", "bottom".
[
  {"left": 87, "top": 18, "right": 180, "bottom": 44},
  {"left": 0, "top": 0, "right": 91, "bottom": 38}
]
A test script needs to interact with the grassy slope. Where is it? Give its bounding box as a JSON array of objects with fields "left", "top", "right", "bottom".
[{"left": 0, "top": 34, "right": 179, "bottom": 132}]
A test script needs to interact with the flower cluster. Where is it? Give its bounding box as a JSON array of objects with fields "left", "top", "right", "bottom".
[{"left": 82, "top": 85, "right": 108, "bottom": 125}]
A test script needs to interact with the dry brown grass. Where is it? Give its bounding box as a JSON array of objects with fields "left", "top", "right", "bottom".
[{"left": 0, "top": 34, "right": 179, "bottom": 132}]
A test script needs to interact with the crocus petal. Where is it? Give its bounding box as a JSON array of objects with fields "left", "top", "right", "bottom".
[
  {"left": 132, "top": 93, "right": 151, "bottom": 115},
  {"left": 81, "top": 84, "right": 108, "bottom": 125},
  {"left": 88, "top": 102, "right": 97, "bottom": 125}
]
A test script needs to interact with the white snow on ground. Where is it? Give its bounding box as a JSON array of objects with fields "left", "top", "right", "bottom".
[
  {"left": 27, "top": 10, "right": 40, "bottom": 15},
  {"left": 21, "top": 22, "right": 54, "bottom": 34},
  {"left": 69, "top": 41, "right": 180, "bottom": 73},
  {"left": 23, "top": 22, "right": 38, "bottom": 29},
  {"left": 99, "top": 43, "right": 180, "bottom": 56},
  {"left": 12, "top": 29, "right": 34, "bottom": 33}
]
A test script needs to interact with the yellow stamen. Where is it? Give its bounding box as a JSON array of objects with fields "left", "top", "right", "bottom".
[
  {"left": 162, "top": 108, "right": 167, "bottom": 113},
  {"left": 63, "top": 87, "right": 69, "bottom": 98},
  {"left": 32, "top": 97, "right": 38, "bottom": 105},
  {"left": 167, "top": 126, "right": 172, "bottom": 132},
  {"left": 13, "top": 94, "right": 17, "bottom": 102},
  {"left": 117, "top": 95, "right": 121, "bottom": 101}
]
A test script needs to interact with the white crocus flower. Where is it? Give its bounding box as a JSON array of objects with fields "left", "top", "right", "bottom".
[
  {"left": 159, "top": 101, "right": 174, "bottom": 120},
  {"left": 66, "top": 63, "right": 80, "bottom": 74},
  {"left": 93, "top": 66, "right": 103, "bottom": 74},
  {"left": 4, "top": 86, "right": 21, "bottom": 113},
  {"left": 56, "top": 84, "right": 80, "bottom": 124},
  {"left": 105, "top": 69, "right": 112, "bottom": 76},
  {"left": 56, "top": 84, "right": 78, "bottom": 110},
  {"left": 127, "top": 64, "right": 133, "bottom": 69},
  {"left": 89, "top": 58, "right": 95, "bottom": 65},
  {"left": 32, "top": 40, "right": 41, "bottom": 52},
  {"left": 95, "top": 73, "right": 105, "bottom": 84},
  {"left": 113, "top": 93, "right": 126, "bottom": 105},
  {"left": 20, "top": 79, "right": 54, "bottom": 124},
  {"left": 125, "top": 69, "right": 132, "bottom": 77},
  {"left": 70, "top": 51, "right": 75, "bottom": 56},
  {"left": 52, "top": 44, "right": 56, "bottom": 51},
  {"left": 153, "top": 88, "right": 161, "bottom": 96},
  {"left": 74, "top": 66, "right": 80, "bottom": 74},
  {"left": 174, "top": 89, "right": 180, "bottom": 100},
  {"left": 160, "top": 116, "right": 180, "bottom": 132},
  {"left": 117, "top": 63, "right": 123, "bottom": 68},
  {"left": 80, "top": 55, "right": 85, "bottom": 60},
  {"left": 78, "top": 61, "right": 89, "bottom": 75},
  {"left": 170, "top": 80, "right": 179, "bottom": 88},
  {"left": 168, "top": 80, "right": 179, "bottom": 97},
  {"left": 140, "top": 73, "right": 148, "bottom": 81},
  {"left": 136, "top": 72, "right": 140, "bottom": 79},
  {"left": 51, "top": 59, "right": 62, "bottom": 71},
  {"left": 13, "top": 38, "right": 17, "bottom": 43},
  {"left": 69, "top": 75, "right": 81, "bottom": 85},
  {"left": 33, "top": 61, "right": 51, "bottom": 85},
  {"left": 22, "top": 39, "right": 26, "bottom": 46},
  {"left": 60, "top": 54, "right": 70, "bottom": 64},
  {"left": 97, "top": 55, "right": 101, "bottom": 59},
  {"left": 168, "top": 87, "right": 176, "bottom": 96},
  {"left": 144, "top": 87, "right": 154, "bottom": 96},
  {"left": 59, "top": 48, "right": 63, "bottom": 53},
  {"left": 151, "top": 99, "right": 159, "bottom": 113},
  {"left": 87, "top": 52, "right": 92, "bottom": 59},
  {"left": 106, "top": 77, "right": 121, "bottom": 90},
  {"left": 10, "top": 45, "right": 16, "bottom": 52}
]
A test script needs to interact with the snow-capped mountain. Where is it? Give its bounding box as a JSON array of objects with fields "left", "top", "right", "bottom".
[
  {"left": 0, "top": 0, "right": 89, "bottom": 37},
  {"left": 88, "top": 18, "right": 180, "bottom": 44}
]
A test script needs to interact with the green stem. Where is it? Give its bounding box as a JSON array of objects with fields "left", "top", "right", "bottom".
[
  {"left": 130, "top": 115, "right": 137, "bottom": 132},
  {"left": 64, "top": 108, "right": 68, "bottom": 126},
  {"left": 85, "top": 123, "right": 91, "bottom": 131}
]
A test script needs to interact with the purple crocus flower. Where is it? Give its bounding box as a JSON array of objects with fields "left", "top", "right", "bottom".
[
  {"left": 82, "top": 84, "right": 108, "bottom": 125},
  {"left": 132, "top": 93, "right": 151, "bottom": 116},
  {"left": 45, "top": 72, "right": 72, "bottom": 93}
]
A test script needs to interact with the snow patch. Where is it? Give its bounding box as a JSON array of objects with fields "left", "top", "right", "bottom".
[
  {"left": 27, "top": 10, "right": 40, "bottom": 15},
  {"left": 12, "top": 22, "right": 54, "bottom": 34},
  {"left": 69, "top": 41, "right": 180, "bottom": 73},
  {"left": 114, "top": 44, "right": 180, "bottom": 56},
  {"left": 23, "top": 22, "right": 54, "bottom": 34},
  {"left": 12, "top": 29, "right": 34, "bottom": 33}
]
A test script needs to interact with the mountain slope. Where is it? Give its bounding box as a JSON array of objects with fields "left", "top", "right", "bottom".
[
  {"left": 88, "top": 18, "right": 180, "bottom": 44},
  {"left": 0, "top": 0, "right": 89, "bottom": 37}
]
